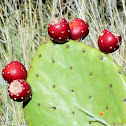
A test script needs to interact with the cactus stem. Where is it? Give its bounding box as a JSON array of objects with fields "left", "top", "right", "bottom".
[
  {"left": 24, "top": 40, "right": 126, "bottom": 125},
  {"left": 75, "top": 105, "right": 111, "bottom": 126}
]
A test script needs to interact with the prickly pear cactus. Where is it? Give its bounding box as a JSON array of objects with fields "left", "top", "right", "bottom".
[{"left": 24, "top": 40, "right": 126, "bottom": 126}]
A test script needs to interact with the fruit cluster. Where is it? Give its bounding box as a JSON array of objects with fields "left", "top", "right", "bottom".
[
  {"left": 48, "top": 17, "right": 122, "bottom": 53},
  {"left": 2, "top": 61, "right": 32, "bottom": 102},
  {"left": 1, "top": 17, "right": 122, "bottom": 103},
  {"left": 48, "top": 17, "right": 89, "bottom": 43}
]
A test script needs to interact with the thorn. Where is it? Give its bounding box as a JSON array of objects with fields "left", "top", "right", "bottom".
[
  {"left": 71, "top": 89, "right": 74, "bottom": 92},
  {"left": 72, "top": 111, "right": 75, "bottom": 114},
  {"left": 53, "top": 84, "right": 56, "bottom": 88},
  {"left": 89, "top": 96, "right": 93, "bottom": 100},
  {"left": 123, "top": 98, "right": 126, "bottom": 103},
  {"left": 38, "top": 103, "right": 41, "bottom": 107}
]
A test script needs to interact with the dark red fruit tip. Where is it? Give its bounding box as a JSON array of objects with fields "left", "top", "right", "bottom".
[
  {"left": 8, "top": 79, "right": 32, "bottom": 102},
  {"left": 2, "top": 61, "right": 27, "bottom": 83}
]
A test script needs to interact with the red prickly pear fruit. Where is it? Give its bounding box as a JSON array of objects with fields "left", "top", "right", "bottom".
[
  {"left": 2, "top": 61, "right": 27, "bottom": 83},
  {"left": 48, "top": 17, "right": 70, "bottom": 44},
  {"left": 8, "top": 79, "right": 32, "bottom": 102},
  {"left": 98, "top": 29, "right": 122, "bottom": 53},
  {"left": 69, "top": 18, "right": 89, "bottom": 40}
]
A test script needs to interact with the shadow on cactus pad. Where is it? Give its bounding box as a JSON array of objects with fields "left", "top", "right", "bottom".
[
  {"left": 24, "top": 40, "right": 126, "bottom": 126},
  {"left": 23, "top": 95, "right": 32, "bottom": 108}
]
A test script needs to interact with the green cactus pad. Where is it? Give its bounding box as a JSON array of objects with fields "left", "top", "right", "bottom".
[{"left": 24, "top": 40, "right": 126, "bottom": 126}]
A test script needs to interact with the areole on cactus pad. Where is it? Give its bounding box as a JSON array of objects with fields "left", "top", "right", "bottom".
[{"left": 24, "top": 40, "right": 126, "bottom": 126}]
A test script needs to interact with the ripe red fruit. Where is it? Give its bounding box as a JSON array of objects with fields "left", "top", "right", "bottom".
[
  {"left": 48, "top": 17, "right": 70, "bottom": 43},
  {"left": 98, "top": 29, "right": 122, "bottom": 53},
  {"left": 2, "top": 61, "right": 27, "bottom": 83},
  {"left": 8, "top": 79, "right": 32, "bottom": 102},
  {"left": 69, "top": 18, "right": 89, "bottom": 40}
]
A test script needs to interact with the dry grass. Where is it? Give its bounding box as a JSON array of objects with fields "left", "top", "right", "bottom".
[{"left": 0, "top": 0, "right": 126, "bottom": 125}]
